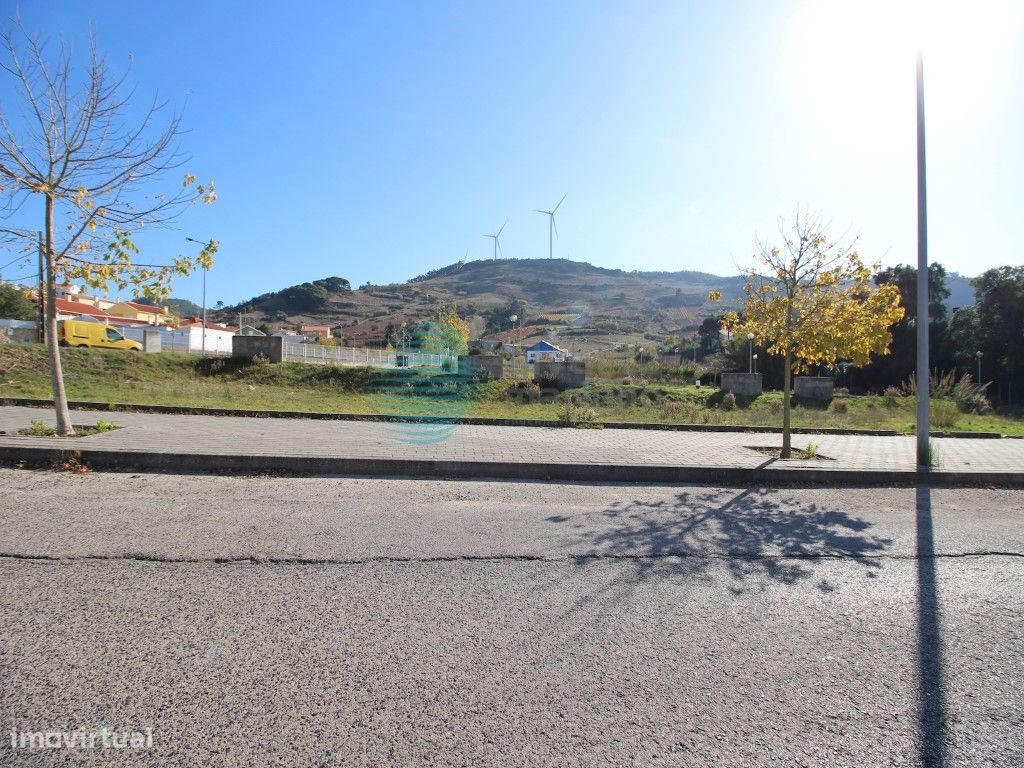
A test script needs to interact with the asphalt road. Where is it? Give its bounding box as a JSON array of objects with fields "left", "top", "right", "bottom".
[{"left": 0, "top": 468, "right": 1021, "bottom": 767}]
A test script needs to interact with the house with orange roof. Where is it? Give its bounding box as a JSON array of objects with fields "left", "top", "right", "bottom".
[{"left": 106, "top": 301, "right": 174, "bottom": 326}]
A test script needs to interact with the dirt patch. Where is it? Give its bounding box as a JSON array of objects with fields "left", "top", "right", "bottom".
[
  {"left": 0, "top": 345, "right": 47, "bottom": 375},
  {"left": 745, "top": 445, "right": 835, "bottom": 461}
]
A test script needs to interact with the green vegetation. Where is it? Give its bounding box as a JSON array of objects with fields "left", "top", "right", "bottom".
[
  {"left": 0, "top": 283, "right": 36, "bottom": 321},
  {"left": 1, "top": 344, "right": 1022, "bottom": 435},
  {"left": 16, "top": 417, "right": 120, "bottom": 437}
]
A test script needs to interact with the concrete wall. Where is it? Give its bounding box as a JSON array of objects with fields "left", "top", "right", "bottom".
[
  {"left": 794, "top": 376, "right": 835, "bottom": 401},
  {"left": 232, "top": 335, "right": 284, "bottom": 363},
  {"left": 534, "top": 361, "right": 586, "bottom": 390},
  {"left": 459, "top": 354, "right": 503, "bottom": 380},
  {"left": 0, "top": 319, "right": 37, "bottom": 344},
  {"left": 720, "top": 372, "right": 763, "bottom": 397}
]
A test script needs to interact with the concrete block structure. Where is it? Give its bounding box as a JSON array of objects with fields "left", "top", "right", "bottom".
[
  {"left": 459, "top": 354, "right": 503, "bottom": 380},
  {"left": 232, "top": 335, "right": 284, "bottom": 363},
  {"left": 534, "top": 361, "right": 586, "bottom": 390},
  {"left": 142, "top": 329, "right": 162, "bottom": 353},
  {"left": 720, "top": 373, "right": 763, "bottom": 397},
  {"left": 794, "top": 376, "right": 835, "bottom": 401}
]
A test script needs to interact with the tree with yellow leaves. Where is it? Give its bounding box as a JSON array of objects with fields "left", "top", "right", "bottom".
[
  {"left": 720, "top": 212, "right": 904, "bottom": 458},
  {"left": 0, "top": 22, "right": 217, "bottom": 434},
  {"left": 436, "top": 303, "right": 470, "bottom": 354}
]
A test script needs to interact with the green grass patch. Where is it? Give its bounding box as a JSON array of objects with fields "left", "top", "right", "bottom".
[{"left": 3, "top": 344, "right": 1023, "bottom": 435}]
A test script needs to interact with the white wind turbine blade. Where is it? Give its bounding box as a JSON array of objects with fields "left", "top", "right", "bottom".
[{"left": 552, "top": 193, "right": 567, "bottom": 213}]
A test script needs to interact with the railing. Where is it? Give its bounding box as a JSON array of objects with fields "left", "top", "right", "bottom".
[{"left": 282, "top": 342, "right": 453, "bottom": 369}]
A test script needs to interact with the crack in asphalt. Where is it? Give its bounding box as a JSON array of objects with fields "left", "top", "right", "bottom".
[{"left": 0, "top": 551, "right": 1022, "bottom": 566}]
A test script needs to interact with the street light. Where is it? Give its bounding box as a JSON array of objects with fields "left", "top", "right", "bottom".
[
  {"left": 753, "top": 353, "right": 758, "bottom": 374},
  {"left": 638, "top": 346, "right": 644, "bottom": 381},
  {"left": 914, "top": 49, "right": 930, "bottom": 467},
  {"left": 747, "top": 333, "right": 755, "bottom": 374},
  {"left": 976, "top": 350, "right": 983, "bottom": 385},
  {"left": 509, "top": 314, "right": 518, "bottom": 374},
  {"left": 185, "top": 237, "right": 210, "bottom": 355}
]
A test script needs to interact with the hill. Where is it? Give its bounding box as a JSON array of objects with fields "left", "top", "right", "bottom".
[
  {"left": 217, "top": 259, "right": 748, "bottom": 353},
  {"left": 213, "top": 258, "right": 975, "bottom": 355}
]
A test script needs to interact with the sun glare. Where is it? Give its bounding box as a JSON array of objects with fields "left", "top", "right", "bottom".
[{"left": 787, "top": 0, "right": 1021, "bottom": 140}]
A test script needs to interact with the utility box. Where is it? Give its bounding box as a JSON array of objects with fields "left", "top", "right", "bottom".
[{"left": 142, "top": 329, "right": 162, "bottom": 354}]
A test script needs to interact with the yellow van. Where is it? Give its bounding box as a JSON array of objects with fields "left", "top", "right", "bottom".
[{"left": 58, "top": 320, "right": 143, "bottom": 351}]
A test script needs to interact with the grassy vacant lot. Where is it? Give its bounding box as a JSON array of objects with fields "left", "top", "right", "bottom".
[{"left": 1, "top": 344, "right": 1021, "bottom": 435}]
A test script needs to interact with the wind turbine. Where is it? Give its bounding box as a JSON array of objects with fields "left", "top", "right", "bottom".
[
  {"left": 533, "top": 193, "right": 566, "bottom": 259},
  {"left": 484, "top": 220, "right": 507, "bottom": 261}
]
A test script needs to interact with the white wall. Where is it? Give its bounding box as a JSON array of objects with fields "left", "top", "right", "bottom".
[{"left": 119, "top": 325, "right": 234, "bottom": 353}]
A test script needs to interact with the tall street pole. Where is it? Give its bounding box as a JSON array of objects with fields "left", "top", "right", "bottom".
[{"left": 916, "top": 49, "right": 930, "bottom": 467}]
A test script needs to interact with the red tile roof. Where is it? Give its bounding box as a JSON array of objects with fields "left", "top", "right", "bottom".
[
  {"left": 54, "top": 298, "right": 112, "bottom": 319},
  {"left": 119, "top": 301, "right": 170, "bottom": 314}
]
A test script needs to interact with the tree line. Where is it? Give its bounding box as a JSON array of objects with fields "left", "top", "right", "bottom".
[{"left": 705, "top": 263, "right": 1023, "bottom": 406}]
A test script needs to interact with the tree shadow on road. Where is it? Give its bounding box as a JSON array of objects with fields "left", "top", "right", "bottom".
[{"left": 547, "top": 487, "right": 893, "bottom": 608}]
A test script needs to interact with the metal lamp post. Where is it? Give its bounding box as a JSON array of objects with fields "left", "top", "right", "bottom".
[
  {"left": 753, "top": 353, "right": 758, "bottom": 374},
  {"left": 509, "top": 315, "right": 518, "bottom": 375},
  {"left": 638, "top": 347, "right": 644, "bottom": 381},
  {"left": 747, "top": 333, "right": 755, "bottom": 374},
  {"left": 976, "top": 350, "right": 982, "bottom": 384},
  {"left": 914, "top": 50, "right": 931, "bottom": 467}
]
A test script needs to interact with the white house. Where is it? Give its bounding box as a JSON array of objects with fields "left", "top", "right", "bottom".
[{"left": 525, "top": 340, "right": 568, "bottom": 364}]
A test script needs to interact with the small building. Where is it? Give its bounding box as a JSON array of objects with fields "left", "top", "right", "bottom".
[
  {"left": 237, "top": 325, "right": 266, "bottom": 337},
  {"left": 300, "top": 323, "right": 331, "bottom": 339},
  {"left": 54, "top": 298, "right": 115, "bottom": 324},
  {"left": 272, "top": 330, "right": 305, "bottom": 344},
  {"left": 525, "top": 339, "right": 568, "bottom": 364},
  {"left": 107, "top": 301, "right": 173, "bottom": 326}
]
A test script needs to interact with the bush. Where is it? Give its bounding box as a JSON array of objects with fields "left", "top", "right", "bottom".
[
  {"left": 722, "top": 391, "right": 737, "bottom": 411},
  {"left": 557, "top": 401, "right": 600, "bottom": 428},
  {"left": 506, "top": 381, "right": 541, "bottom": 403},
  {"left": 930, "top": 400, "right": 959, "bottom": 429},
  {"left": 832, "top": 399, "right": 848, "bottom": 414},
  {"left": 884, "top": 386, "right": 902, "bottom": 398}
]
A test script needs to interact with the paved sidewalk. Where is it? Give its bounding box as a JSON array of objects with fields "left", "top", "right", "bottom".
[{"left": 0, "top": 405, "right": 1021, "bottom": 484}]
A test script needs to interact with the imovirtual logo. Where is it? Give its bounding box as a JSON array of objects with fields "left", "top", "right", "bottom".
[{"left": 375, "top": 321, "right": 480, "bottom": 445}]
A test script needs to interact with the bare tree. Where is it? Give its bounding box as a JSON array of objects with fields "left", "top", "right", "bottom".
[{"left": 0, "top": 20, "right": 216, "bottom": 434}]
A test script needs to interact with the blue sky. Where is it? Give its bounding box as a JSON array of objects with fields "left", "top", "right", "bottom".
[{"left": 4, "top": 0, "right": 1022, "bottom": 306}]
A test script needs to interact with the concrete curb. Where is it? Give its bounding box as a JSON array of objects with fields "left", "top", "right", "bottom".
[
  {"left": 1, "top": 445, "right": 1021, "bottom": 488},
  {"left": 0, "top": 396, "right": 1006, "bottom": 439}
]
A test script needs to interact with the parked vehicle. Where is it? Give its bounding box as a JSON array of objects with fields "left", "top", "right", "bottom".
[{"left": 58, "top": 320, "right": 142, "bottom": 351}]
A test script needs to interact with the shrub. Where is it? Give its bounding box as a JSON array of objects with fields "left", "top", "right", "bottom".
[
  {"left": 883, "top": 386, "right": 902, "bottom": 398},
  {"left": 930, "top": 400, "right": 959, "bottom": 429},
  {"left": 722, "top": 391, "right": 737, "bottom": 411},
  {"left": 832, "top": 400, "right": 848, "bottom": 414},
  {"left": 20, "top": 419, "right": 54, "bottom": 436},
  {"left": 834, "top": 387, "right": 850, "bottom": 397}
]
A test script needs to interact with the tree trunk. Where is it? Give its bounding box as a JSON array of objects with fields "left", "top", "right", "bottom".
[
  {"left": 44, "top": 194, "right": 73, "bottom": 436},
  {"left": 781, "top": 349, "right": 792, "bottom": 459}
]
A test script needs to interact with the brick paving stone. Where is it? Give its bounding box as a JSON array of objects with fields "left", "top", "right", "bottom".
[{"left": 0, "top": 405, "right": 1021, "bottom": 476}]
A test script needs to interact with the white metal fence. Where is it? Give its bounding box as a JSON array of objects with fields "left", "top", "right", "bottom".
[{"left": 283, "top": 342, "right": 453, "bottom": 369}]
